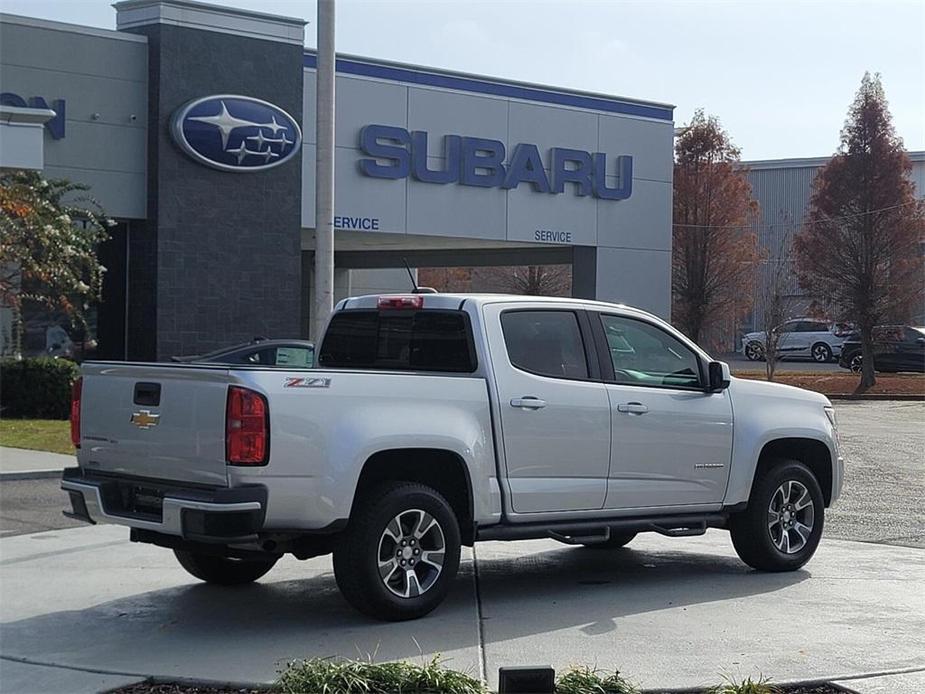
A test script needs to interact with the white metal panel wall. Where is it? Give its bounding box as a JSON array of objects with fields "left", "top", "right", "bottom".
[
  {"left": 300, "top": 70, "right": 673, "bottom": 257},
  {"left": 0, "top": 17, "right": 148, "bottom": 218}
]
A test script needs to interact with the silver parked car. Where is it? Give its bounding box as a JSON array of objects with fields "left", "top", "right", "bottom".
[{"left": 742, "top": 319, "right": 851, "bottom": 363}]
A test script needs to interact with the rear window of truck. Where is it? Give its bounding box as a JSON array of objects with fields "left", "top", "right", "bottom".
[{"left": 318, "top": 310, "right": 477, "bottom": 372}]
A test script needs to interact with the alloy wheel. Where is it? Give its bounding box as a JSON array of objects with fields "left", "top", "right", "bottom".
[
  {"left": 377, "top": 508, "right": 446, "bottom": 598},
  {"left": 812, "top": 344, "right": 831, "bottom": 362},
  {"left": 768, "top": 480, "right": 815, "bottom": 554},
  {"left": 745, "top": 342, "right": 764, "bottom": 361},
  {"left": 850, "top": 354, "right": 863, "bottom": 373}
]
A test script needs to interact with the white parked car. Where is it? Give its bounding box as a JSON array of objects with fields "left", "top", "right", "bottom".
[
  {"left": 64, "top": 294, "right": 844, "bottom": 621},
  {"left": 742, "top": 319, "right": 850, "bottom": 363}
]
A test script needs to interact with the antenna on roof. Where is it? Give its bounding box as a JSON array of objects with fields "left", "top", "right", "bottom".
[{"left": 402, "top": 257, "right": 438, "bottom": 294}]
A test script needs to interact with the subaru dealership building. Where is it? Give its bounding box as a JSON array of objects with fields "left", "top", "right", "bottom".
[{"left": 0, "top": 0, "right": 675, "bottom": 361}]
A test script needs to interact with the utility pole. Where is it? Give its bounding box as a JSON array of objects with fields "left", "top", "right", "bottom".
[{"left": 312, "top": 0, "right": 335, "bottom": 341}]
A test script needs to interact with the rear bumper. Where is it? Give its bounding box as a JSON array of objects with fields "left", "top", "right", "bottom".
[{"left": 61, "top": 467, "right": 267, "bottom": 543}]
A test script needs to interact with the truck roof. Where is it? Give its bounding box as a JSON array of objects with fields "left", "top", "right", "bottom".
[{"left": 338, "top": 293, "right": 661, "bottom": 322}]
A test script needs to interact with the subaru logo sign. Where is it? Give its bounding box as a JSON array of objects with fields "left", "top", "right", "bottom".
[{"left": 170, "top": 95, "right": 302, "bottom": 173}]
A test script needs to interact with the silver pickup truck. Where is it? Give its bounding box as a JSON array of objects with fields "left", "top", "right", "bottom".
[{"left": 63, "top": 293, "right": 844, "bottom": 620}]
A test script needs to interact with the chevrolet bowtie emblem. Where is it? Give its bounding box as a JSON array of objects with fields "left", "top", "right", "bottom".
[{"left": 131, "top": 410, "right": 160, "bottom": 429}]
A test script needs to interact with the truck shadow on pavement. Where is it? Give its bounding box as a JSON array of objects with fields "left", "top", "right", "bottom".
[
  {"left": 0, "top": 542, "right": 808, "bottom": 681},
  {"left": 473, "top": 543, "right": 809, "bottom": 639}
]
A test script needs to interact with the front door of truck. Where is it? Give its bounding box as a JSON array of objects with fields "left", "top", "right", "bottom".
[
  {"left": 595, "top": 312, "right": 733, "bottom": 510},
  {"left": 485, "top": 305, "right": 611, "bottom": 514}
]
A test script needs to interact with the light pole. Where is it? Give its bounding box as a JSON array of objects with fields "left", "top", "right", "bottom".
[{"left": 312, "top": 0, "right": 335, "bottom": 341}]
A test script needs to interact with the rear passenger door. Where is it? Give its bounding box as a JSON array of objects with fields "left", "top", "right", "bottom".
[{"left": 485, "top": 305, "right": 611, "bottom": 514}]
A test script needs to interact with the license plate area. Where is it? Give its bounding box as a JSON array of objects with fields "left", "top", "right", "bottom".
[{"left": 101, "top": 482, "right": 164, "bottom": 522}]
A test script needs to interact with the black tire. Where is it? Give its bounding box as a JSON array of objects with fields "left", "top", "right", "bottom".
[
  {"left": 173, "top": 549, "right": 278, "bottom": 585},
  {"left": 811, "top": 342, "right": 833, "bottom": 363},
  {"left": 745, "top": 341, "right": 765, "bottom": 361},
  {"left": 582, "top": 531, "right": 637, "bottom": 549},
  {"left": 729, "top": 459, "right": 824, "bottom": 572},
  {"left": 333, "top": 482, "right": 461, "bottom": 621}
]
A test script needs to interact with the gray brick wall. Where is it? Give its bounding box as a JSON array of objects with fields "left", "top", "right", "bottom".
[{"left": 126, "top": 24, "right": 303, "bottom": 360}]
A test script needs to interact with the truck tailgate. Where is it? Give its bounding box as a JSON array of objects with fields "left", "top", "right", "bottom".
[{"left": 78, "top": 363, "right": 232, "bottom": 486}]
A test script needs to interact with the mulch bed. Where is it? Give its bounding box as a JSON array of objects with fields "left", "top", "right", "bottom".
[{"left": 734, "top": 370, "right": 925, "bottom": 397}]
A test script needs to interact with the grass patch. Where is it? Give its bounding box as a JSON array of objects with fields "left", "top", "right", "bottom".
[
  {"left": 556, "top": 665, "right": 638, "bottom": 693},
  {"left": 0, "top": 418, "right": 73, "bottom": 455},
  {"left": 705, "top": 674, "right": 780, "bottom": 693},
  {"left": 276, "top": 655, "right": 488, "bottom": 694}
]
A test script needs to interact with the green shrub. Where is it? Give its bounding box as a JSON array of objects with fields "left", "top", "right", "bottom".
[
  {"left": 276, "top": 655, "right": 489, "bottom": 694},
  {"left": 0, "top": 357, "right": 79, "bottom": 419},
  {"left": 555, "top": 666, "right": 639, "bottom": 694}
]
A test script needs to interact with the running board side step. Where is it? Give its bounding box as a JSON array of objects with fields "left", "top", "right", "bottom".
[
  {"left": 476, "top": 513, "right": 727, "bottom": 543},
  {"left": 547, "top": 528, "right": 612, "bottom": 545}
]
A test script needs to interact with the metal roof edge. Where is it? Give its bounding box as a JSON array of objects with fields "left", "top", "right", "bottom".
[
  {"left": 0, "top": 12, "right": 148, "bottom": 42},
  {"left": 303, "top": 49, "right": 675, "bottom": 121},
  {"left": 744, "top": 151, "right": 925, "bottom": 170}
]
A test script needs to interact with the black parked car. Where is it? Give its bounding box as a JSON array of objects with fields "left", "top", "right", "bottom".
[
  {"left": 838, "top": 326, "right": 925, "bottom": 373},
  {"left": 172, "top": 338, "right": 315, "bottom": 367}
]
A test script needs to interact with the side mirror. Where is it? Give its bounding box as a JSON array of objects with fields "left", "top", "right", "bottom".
[{"left": 708, "top": 360, "right": 731, "bottom": 392}]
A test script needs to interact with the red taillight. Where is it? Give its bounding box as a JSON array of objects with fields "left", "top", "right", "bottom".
[
  {"left": 70, "top": 377, "right": 82, "bottom": 448},
  {"left": 226, "top": 386, "right": 269, "bottom": 465},
  {"left": 378, "top": 295, "right": 424, "bottom": 310}
]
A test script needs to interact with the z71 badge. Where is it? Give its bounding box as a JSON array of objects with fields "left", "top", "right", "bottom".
[{"left": 284, "top": 377, "right": 331, "bottom": 389}]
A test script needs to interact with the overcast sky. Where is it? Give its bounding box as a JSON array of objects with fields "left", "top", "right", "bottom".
[{"left": 3, "top": 0, "right": 923, "bottom": 161}]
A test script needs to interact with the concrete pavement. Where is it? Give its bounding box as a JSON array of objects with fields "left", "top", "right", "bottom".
[
  {"left": 1, "top": 525, "right": 922, "bottom": 693},
  {"left": 0, "top": 447, "right": 73, "bottom": 481}
]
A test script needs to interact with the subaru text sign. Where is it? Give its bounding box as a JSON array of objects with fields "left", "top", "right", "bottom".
[
  {"left": 170, "top": 95, "right": 301, "bottom": 173},
  {"left": 358, "top": 124, "right": 632, "bottom": 201}
]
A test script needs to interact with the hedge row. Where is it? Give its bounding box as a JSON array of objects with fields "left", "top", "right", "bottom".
[{"left": 0, "top": 357, "right": 79, "bottom": 419}]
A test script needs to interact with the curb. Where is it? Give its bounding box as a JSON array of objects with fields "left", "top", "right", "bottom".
[
  {"left": 641, "top": 679, "right": 858, "bottom": 693},
  {"left": 826, "top": 394, "right": 925, "bottom": 401},
  {"left": 0, "top": 469, "right": 63, "bottom": 481},
  {"left": 101, "top": 675, "right": 274, "bottom": 693}
]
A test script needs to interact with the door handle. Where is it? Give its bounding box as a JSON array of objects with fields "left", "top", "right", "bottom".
[
  {"left": 617, "top": 402, "right": 648, "bottom": 414},
  {"left": 510, "top": 397, "right": 547, "bottom": 410}
]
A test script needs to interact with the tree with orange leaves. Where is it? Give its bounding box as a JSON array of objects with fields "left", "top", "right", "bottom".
[
  {"left": 672, "top": 110, "right": 760, "bottom": 344},
  {"left": 794, "top": 73, "right": 924, "bottom": 391}
]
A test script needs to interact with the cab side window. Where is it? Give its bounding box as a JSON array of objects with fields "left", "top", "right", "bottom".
[
  {"left": 274, "top": 346, "right": 314, "bottom": 367},
  {"left": 501, "top": 311, "right": 589, "bottom": 380},
  {"left": 599, "top": 314, "right": 702, "bottom": 389}
]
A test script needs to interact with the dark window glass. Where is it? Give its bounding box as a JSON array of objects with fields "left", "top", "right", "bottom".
[
  {"left": 500, "top": 311, "right": 588, "bottom": 380},
  {"left": 799, "top": 321, "right": 827, "bottom": 332},
  {"left": 599, "top": 314, "right": 701, "bottom": 389},
  {"left": 318, "top": 310, "right": 475, "bottom": 372}
]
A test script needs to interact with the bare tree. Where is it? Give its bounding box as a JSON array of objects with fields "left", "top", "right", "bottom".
[
  {"left": 758, "top": 237, "right": 794, "bottom": 381},
  {"left": 475, "top": 265, "right": 571, "bottom": 296}
]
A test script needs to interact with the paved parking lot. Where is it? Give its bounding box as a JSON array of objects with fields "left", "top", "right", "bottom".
[
  {"left": 0, "top": 401, "right": 922, "bottom": 693},
  {"left": 825, "top": 401, "right": 925, "bottom": 548}
]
